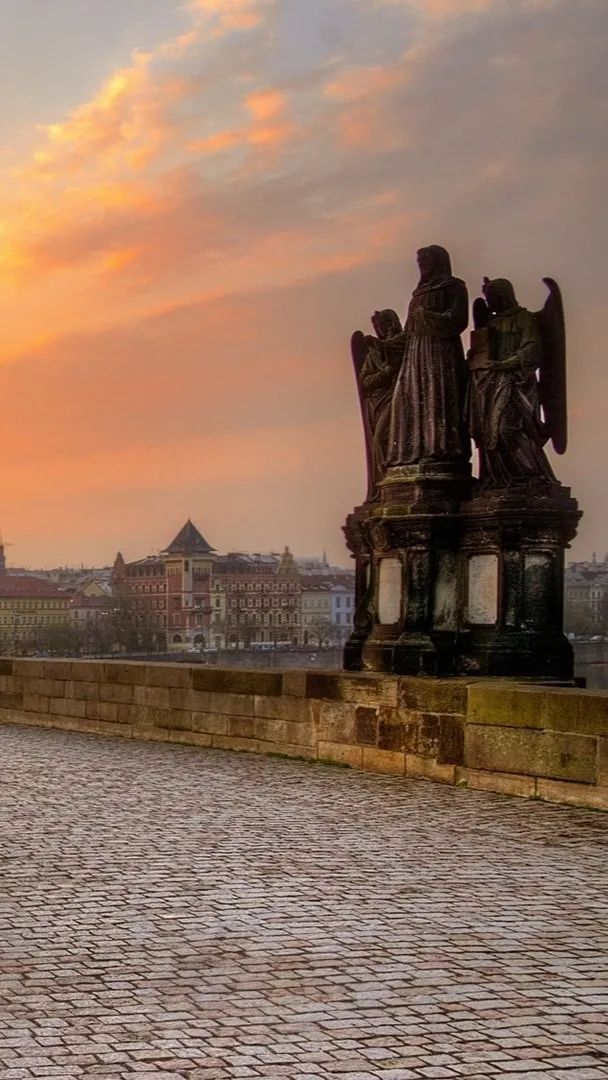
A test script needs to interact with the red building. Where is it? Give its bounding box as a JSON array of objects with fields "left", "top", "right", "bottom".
[
  {"left": 113, "top": 520, "right": 215, "bottom": 652},
  {"left": 162, "top": 520, "right": 215, "bottom": 651}
]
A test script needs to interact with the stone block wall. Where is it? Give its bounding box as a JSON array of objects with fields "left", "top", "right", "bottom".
[{"left": 0, "top": 659, "right": 606, "bottom": 810}]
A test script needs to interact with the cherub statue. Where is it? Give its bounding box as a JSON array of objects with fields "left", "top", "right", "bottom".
[
  {"left": 351, "top": 308, "right": 403, "bottom": 501},
  {"left": 467, "top": 276, "right": 567, "bottom": 488}
]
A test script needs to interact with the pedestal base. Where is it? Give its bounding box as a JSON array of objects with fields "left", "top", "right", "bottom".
[{"left": 344, "top": 475, "right": 581, "bottom": 681}]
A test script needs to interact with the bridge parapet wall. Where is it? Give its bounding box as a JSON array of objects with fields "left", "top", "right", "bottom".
[{"left": 0, "top": 659, "right": 606, "bottom": 810}]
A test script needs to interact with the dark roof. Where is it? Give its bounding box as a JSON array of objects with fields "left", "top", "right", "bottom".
[
  {"left": 71, "top": 594, "right": 113, "bottom": 609},
  {"left": 164, "top": 519, "right": 215, "bottom": 556},
  {"left": 0, "top": 575, "right": 68, "bottom": 599}
]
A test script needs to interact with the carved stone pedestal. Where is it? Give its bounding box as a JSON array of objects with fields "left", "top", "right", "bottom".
[
  {"left": 344, "top": 472, "right": 581, "bottom": 680},
  {"left": 344, "top": 462, "right": 473, "bottom": 677},
  {"left": 458, "top": 483, "right": 580, "bottom": 678}
]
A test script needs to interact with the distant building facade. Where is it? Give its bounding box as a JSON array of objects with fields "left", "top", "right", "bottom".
[
  {"left": 113, "top": 523, "right": 354, "bottom": 651},
  {"left": 565, "top": 553, "right": 608, "bottom": 630},
  {"left": 0, "top": 573, "right": 71, "bottom": 652}
]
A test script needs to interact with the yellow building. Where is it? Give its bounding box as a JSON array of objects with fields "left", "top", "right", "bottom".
[{"left": 0, "top": 575, "right": 72, "bottom": 653}]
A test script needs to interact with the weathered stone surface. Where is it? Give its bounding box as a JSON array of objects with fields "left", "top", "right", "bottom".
[
  {"left": 145, "top": 663, "right": 192, "bottom": 688},
  {"left": 317, "top": 739, "right": 363, "bottom": 767},
  {"left": 437, "top": 714, "right": 465, "bottom": 765},
  {"left": 22, "top": 677, "right": 65, "bottom": 698},
  {"left": 169, "top": 729, "right": 211, "bottom": 748},
  {"left": 98, "top": 682, "right": 134, "bottom": 704},
  {"left": 537, "top": 777, "right": 608, "bottom": 810},
  {"left": 49, "top": 697, "right": 87, "bottom": 719},
  {"left": 212, "top": 734, "right": 260, "bottom": 753},
  {"left": 69, "top": 660, "right": 106, "bottom": 681},
  {"left": 467, "top": 682, "right": 548, "bottom": 727},
  {"left": 458, "top": 766, "right": 537, "bottom": 798},
  {"left": 465, "top": 724, "right": 598, "bottom": 783},
  {"left": 542, "top": 688, "right": 608, "bottom": 735},
  {"left": 85, "top": 700, "right": 119, "bottom": 723},
  {"left": 317, "top": 700, "right": 357, "bottom": 743},
  {"left": 467, "top": 552, "right": 499, "bottom": 624},
  {"left": 131, "top": 725, "right": 170, "bottom": 742},
  {"left": 228, "top": 716, "right": 257, "bottom": 740},
  {"left": 64, "top": 679, "right": 100, "bottom": 701},
  {"left": 362, "top": 746, "right": 405, "bottom": 775},
  {"left": 399, "top": 677, "right": 468, "bottom": 714},
  {"left": 306, "top": 672, "right": 398, "bottom": 705},
  {"left": 118, "top": 703, "right": 146, "bottom": 725},
  {"left": 192, "top": 668, "right": 282, "bottom": 696},
  {"left": 42, "top": 660, "right": 73, "bottom": 680},
  {"left": 160, "top": 709, "right": 193, "bottom": 732},
  {"left": 22, "top": 692, "right": 50, "bottom": 714},
  {"left": 0, "top": 691, "right": 22, "bottom": 709},
  {"left": 406, "top": 753, "right": 456, "bottom": 784},
  {"left": 135, "top": 685, "right": 171, "bottom": 708},
  {"left": 355, "top": 705, "right": 378, "bottom": 745},
  {"left": 0, "top": 674, "right": 21, "bottom": 692},
  {"left": 258, "top": 739, "right": 317, "bottom": 759},
  {"left": 0, "top": 658, "right": 13, "bottom": 675},
  {"left": 169, "top": 687, "right": 211, "bottom": 712},
  {"left": 600, "top": 737, "right": 608, "bottom": 787},
  {"left": 253, "top": 693, "right": 311, "bottom": 724},
  {"left": 0, "top": 661, "right": 606, "bottom": 810},
  {"left": 104, "top": 661, "right": 148, "bottom": 684},
  {"left": 377, "top": 708, "right": 418, "bottom": 752},
  {"left": 191, "top": 711, "right": 228, "bottom": 736},
  {"left": 201, "top": 691, "right": 254, "bottom": 717},
  {"left": 281, "top": 670, "right": 308, "bottom": 697}
]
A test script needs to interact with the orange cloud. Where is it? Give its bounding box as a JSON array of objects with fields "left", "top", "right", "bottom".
[
  {"left": 246, "top": 88, "right": 287, "bottom": 121},
  {"left": 187, "top": 0, "right": 273, "bottom": 35},
  {"left": 378, "top": 0, "right": 493, "bottom": 14},
  {"left": 190, "top": 85, "right": 293, "bottom": 156},
  {"left": 325, "top": 66, "right": 406, "bottom": 103}
]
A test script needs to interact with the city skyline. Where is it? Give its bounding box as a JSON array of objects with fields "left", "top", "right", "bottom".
[{"left": 0, "top": 0, "right": 605, "bottom": 566}]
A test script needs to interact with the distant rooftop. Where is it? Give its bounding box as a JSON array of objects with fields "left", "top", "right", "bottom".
[
  {"left": 163, "top": 519, "right": 215, "bottom": 556},
  {"left": 0, "top": 575, "right": 68, "bottom": 599}
]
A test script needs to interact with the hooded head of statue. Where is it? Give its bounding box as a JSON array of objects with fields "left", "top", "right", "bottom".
[{"left": 482, "top": 277, "right": 519, "bottom": 316}]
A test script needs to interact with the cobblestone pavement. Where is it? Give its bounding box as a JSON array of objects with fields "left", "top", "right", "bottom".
[{"left": 1, "top": 725, "right": 607, "bottom": 1080}]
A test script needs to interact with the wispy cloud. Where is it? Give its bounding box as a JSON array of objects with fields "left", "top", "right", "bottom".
[{"left": 0, "top": 0, "right": 605, "bottom": 564}]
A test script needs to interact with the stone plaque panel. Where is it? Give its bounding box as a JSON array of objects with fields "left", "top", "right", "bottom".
[
  {"left": 377, "top": 558, "right": 402, "bottom": 625},
  {"left": 467, "top": 554, "right": 498, "bottom": 625},
  {"left": 434, "top": 552, "right": 458, "bottom": 630}
]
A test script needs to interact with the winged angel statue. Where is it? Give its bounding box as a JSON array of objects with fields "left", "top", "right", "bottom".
[
  {"left": 351, "top": 308, "right": 403, "bottom": 501},
  {"left": 466, "top": 276, "right": 567, "bottom": 488}
]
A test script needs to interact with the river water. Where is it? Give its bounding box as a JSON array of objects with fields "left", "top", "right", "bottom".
[{"left": 575, "top": 663, "right": 608, "bottom": 690}]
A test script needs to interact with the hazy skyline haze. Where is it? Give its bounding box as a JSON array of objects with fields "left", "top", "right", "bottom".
[{"left": 0, "top": 0, "right": 605, "bottom": 567}]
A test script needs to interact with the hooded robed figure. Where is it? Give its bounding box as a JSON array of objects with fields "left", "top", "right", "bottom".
[{"left": 387, "top": 245, "right": 469, "bottom": 466}]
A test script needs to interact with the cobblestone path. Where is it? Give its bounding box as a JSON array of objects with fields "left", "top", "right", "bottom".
[{"left": 1, "top": 724, "right": 607, "bottom": 1080}]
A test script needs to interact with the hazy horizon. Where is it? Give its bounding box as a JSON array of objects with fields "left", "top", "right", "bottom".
[{"left": 0, "top": 0, "right": 606, "bottom": 567}]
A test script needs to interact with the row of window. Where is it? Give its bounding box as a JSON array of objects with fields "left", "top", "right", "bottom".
[{"left": 0, "top": 600, "right": 68, "bottom": 610}]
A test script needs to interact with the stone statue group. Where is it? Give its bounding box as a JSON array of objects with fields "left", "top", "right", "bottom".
[{"left": 352, "top": 245, "right": 567, "bottom": 502}]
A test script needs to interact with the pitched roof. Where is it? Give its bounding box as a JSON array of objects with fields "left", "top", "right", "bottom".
[
  {"left": 164, "top": 519, "right": 215, "bottom": 555},
  {"left": 0, "top": 575, "right": 68, "bottom": 599}
]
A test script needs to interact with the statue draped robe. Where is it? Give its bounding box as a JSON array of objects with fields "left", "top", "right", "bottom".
[
  {"left": 467, "top": 305, "right": 556, "bottom": 487},
  {"left": 387, "top": 274, "right": 469, "bottom": 465}
]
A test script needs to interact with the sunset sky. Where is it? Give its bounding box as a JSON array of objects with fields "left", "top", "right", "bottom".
[{"left": 0, "top": 0, "right": 606, "bottom": 568}]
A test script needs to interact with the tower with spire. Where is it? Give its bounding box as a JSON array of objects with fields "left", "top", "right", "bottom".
[{"left": 162, "top": 519, "right": 216, "bottom": 652}]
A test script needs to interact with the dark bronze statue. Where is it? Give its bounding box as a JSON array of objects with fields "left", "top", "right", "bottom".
[
  {"left": 387, "top": 245, "right": 469, "bottom": 466},
  {"left": 467, "top": 277, "right": 567, "bottom": 488},
  {"left": 351, "top": 308, "right": 402, "bottom": 501}
]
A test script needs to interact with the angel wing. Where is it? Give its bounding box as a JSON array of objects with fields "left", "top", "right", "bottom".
[
  {"left": 351, "top": 330, "right": 375, "bottom": 502},
  {"left": 536, "top": 277, "right": 567, "bottom": 455}
]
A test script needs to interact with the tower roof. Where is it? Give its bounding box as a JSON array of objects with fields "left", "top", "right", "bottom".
[{"left": 164, "top": 519, "right": 215, "bottom": 555}]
